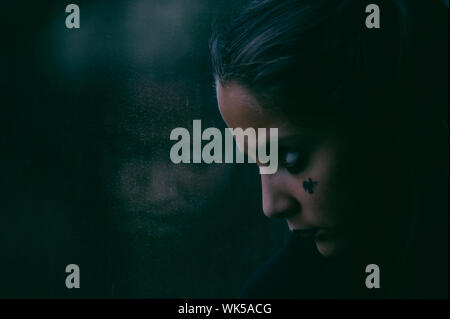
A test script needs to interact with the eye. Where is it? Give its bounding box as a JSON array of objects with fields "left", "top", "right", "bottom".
[{"left": 280, "top": 149, "right": 308, "bottom": 175}]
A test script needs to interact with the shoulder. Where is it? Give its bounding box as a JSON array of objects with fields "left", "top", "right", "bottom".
[
  {"left": 240, "top": 235, "right": 381, "bottom": 299},
  {"left": 240, "top": 236, "right": 324, "bottom": 298}
]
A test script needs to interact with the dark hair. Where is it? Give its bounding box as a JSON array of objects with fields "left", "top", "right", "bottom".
[
  {"left": 211, "top": 0, "right": 413, "bottom": 124},
  {"left": 211, "top": 0, "right": 448, "bottom": 297}
]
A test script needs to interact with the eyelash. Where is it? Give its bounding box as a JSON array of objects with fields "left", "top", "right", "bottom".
[{"left": 279, "top": 148, "right": 308, "bottom": 175}]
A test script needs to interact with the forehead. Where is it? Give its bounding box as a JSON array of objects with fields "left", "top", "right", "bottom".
[
  {"left": 217, "top": 81, "right": 282, "bottom": 128},
  {"left": 217, "top": 81, "right": 308, "bottom": 139},
  {"left": 216, "top": 81, "right": 338, "bottom": 141}
]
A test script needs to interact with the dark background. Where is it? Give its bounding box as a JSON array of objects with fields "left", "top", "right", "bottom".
[
  {"left": 2, "top": 0, "right": 448, "bottom": 299},
  {"left": 1, "top": 0, "right": 289, "bottom": 298}
]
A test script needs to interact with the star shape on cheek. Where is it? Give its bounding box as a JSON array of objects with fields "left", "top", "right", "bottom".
[{"left": 303, "top": 178, "right": 318, "bottom": 194}]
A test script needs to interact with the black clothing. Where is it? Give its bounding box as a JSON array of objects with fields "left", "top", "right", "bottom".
[{"left": 241, "top": 233, "right": 385, "bottom": 299}]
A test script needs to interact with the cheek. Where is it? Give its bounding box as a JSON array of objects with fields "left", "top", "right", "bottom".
[{"left": 298, "top": 143, "right": 342, "bottom": 222}]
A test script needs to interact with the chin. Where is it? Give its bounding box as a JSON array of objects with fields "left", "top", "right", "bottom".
[{"left": 315, "top": 239, "right": 343, "bottom": 257}]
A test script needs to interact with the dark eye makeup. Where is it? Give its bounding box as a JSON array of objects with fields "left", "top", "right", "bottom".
[{"left": 279, "top": 147, "right": 309, "bottom": 175}]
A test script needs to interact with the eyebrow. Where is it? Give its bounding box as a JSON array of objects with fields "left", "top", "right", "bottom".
[
  {"left": 241, "top": 131, "right": 312, "bottom": 157},
  {"left": 277, "top": 133, "right": 311, "bottom": 147}
]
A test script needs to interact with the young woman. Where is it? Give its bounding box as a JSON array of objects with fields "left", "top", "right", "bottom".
[{"left": 210, "top": 0, "right": 448, "bottom": 298}]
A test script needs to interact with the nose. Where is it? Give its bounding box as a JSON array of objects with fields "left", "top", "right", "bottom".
[{"left": 260, "top": 174, "right": 300, "bottom": 219}]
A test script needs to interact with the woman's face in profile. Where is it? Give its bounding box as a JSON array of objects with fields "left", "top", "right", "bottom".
[{"left": 217, "top": 81, "right": 361, "bottom": 257}]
